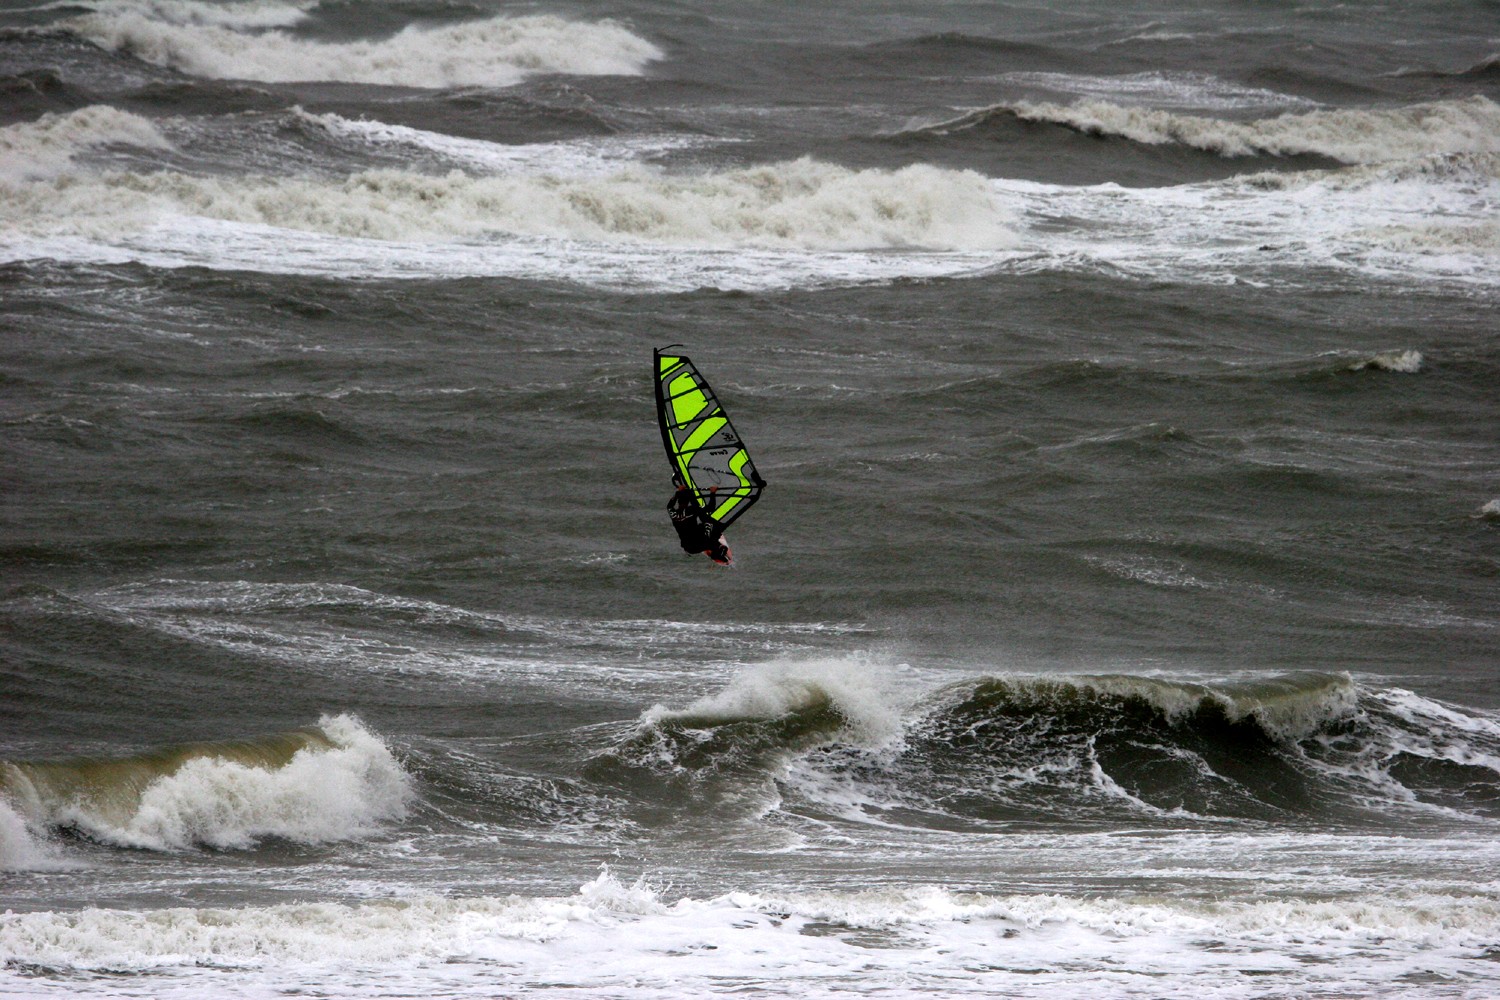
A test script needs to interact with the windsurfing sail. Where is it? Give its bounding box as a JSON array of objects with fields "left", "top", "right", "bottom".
[{"left": 655, "top": 347, "right": 766, "bottom": 529}]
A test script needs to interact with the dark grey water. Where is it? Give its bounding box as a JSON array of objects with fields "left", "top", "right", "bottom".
[{"left": 2, "top": 1, "right": 1498, "bottom": 996}]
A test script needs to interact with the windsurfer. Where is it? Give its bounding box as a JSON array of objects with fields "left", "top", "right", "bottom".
[{"left": 668, "top": 480, "right": 732, "bottom": 565}]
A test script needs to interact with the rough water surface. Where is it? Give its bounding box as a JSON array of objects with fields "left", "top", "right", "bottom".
[{"left": 2, "top": 1, "right": 1498, "bottom": 997}]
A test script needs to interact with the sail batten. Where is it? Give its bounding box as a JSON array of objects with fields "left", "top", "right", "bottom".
[{"left": 654, "top": 347, "right": 765, "bottom": 530}]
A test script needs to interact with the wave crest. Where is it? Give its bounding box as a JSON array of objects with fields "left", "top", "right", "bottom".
[
  {"left": 930, "top": 95, "right": 1500, "bottom": 165},
  {"left": 0, "top": 104, "right": 170, "bottom": 180},
  {"left": 932, "top": 671, "right": 1359, "bottom": 743}
]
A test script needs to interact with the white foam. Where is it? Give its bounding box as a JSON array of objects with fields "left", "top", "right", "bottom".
[
  {"left": 1356, "top": 221, "right": 1500, "bottom": 257},
  {"left": 24, "top": 715, "right": 410, "bottom": 851},
  {"left": 984, "top": 152, "right": 1500, "bottom": 288},
  {"left": 1085, "top": 554, "right": 1222, "bottom": 591},
  {"left": 2, "top": 870, "right": 1496, "bottom": 997},
  {"left": 297, "top": 109, "right": 709, "bottom": 177},
  {"left": 1377, "top": 688, "right": 1500, "bottom": 742},
  {"left": 996, "top": 70, "right": 1316, "bottom": 112},
  {"left": 1011, "top": 95, "right": 1500, "bottom": 163},
  {"left": 65, "top": 6, "right": 662, "bottom": 87},
  {"left": 0, "top": 105, "right": 171, "bottom": 180},
  {"left": 0, "top": 797, "right": 70, "bottom": 872},
  {"left": 1481, "top": 499, "right": 1500, "bottom": 520}
]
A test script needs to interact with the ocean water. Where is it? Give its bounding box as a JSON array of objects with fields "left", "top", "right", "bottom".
[{"left": 2, "top": 1, "right": 1499, "bottom": 996}]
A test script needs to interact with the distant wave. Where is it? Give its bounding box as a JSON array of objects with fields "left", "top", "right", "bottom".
[
  {"left": 1392, "top": 53, "right": 1500, "bottom": 82},
  {"left": 993, "top": 70, "right": 1317, "bottom": 112},
  {"left": 296, "top": 108, "right": 710, "bottom": 177},
  {"left": 0, "top": 155, "right": 1018, "bottom": 251},
  {"left": 916, "top": 95, "right": 1500, "bottom": 165},
  {"left": 80, "top": 0, "right": 318, "bottom": 31},
  {"left": 61, "top": 1, "right": 662, "bottom": 87},
  {"left": 928, "top": 672, "right": 1359, "bottom": 744},
  {"left": 0, "top": 715, "right": 409, "bottom": 858}
]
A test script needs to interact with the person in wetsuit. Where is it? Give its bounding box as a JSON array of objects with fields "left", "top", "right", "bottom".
[{"left": 668, "top": 480, "right": 732, "bottom": 565}]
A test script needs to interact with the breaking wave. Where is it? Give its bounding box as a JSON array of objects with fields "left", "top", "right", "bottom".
[
  {"left": 61, "top": 2, "right": 662, "bottom": 87},
  {"left": 0, "top": 156, "right": 1016, "bottom": 250},
  {"left": 923, "top": 95, "right": 1500, "bottom": 164},
  {"left": 643, "top": 658, "right": 906, "bottom": 745},
  {"left": 0, "top": 714, "right": 410, "bottom": 855},
  {"left": 0, "top": 104, "right": 169, "bottom": 179},
  {"left": 603, "top": 663, "right": 1500, "bottom": 829}
]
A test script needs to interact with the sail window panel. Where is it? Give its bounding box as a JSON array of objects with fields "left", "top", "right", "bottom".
[{"left": 654, "top": 348, "right": 765, "bottom": 529}]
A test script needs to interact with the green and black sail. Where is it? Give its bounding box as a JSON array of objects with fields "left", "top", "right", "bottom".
[{"left": 654, "top": 347, "right": 765, "bottom": 529}]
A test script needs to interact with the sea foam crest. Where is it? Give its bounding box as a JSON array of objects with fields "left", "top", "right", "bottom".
[
  {"left": 65, "top": 6, "right": 663, "bottom": 87},
  {"left": 942, "top": 671, "right": 1360, "bottom": 742},
  {"left": 72, "top": 0, "right": 316, "bottom": 30},
  {"left": 2, "top": 715, "right": 410, "bottom": 851},
  {"left": 1356, "top": 222, "right": 1500, "bottom": 258},
  {"left": 1010, "top": 95, "right": 1500, "bottom": 164},
  {"left": 0, "top": 104, "right": 170, "bottom": 180},
  {"left": 1349, "top": 349, "right": 1424, "bottom": 373},
  {"left": 0, "top": 157, "right": 1016, "bottom": 250},
  {"left": 644, "top": 658, "right": 907, "bottom": 746}
]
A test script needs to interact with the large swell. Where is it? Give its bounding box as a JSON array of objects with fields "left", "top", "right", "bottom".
[
  {"left": 8, "top": 644, "right": 1500, "bottom": 874},
  {"left": 600, "top": 663, "right": 1500, "bottom": 833}
]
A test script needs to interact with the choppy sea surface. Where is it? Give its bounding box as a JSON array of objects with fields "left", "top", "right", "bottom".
[{"left": 3, "top": 1, "right": 1499, "bottom": 996}]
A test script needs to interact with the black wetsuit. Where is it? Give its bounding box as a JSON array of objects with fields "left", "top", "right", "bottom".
[{"left": 668, "top": 488, "right": 720, "bottom": 554}]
